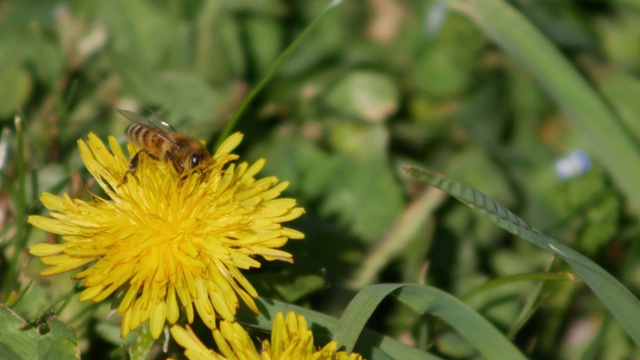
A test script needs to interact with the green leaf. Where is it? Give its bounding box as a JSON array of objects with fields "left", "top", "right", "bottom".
[
  {"left": 411, "top": 45, "right": 470, "bottom": 97},
  {"left": 446, "top": 0, "right": 640, "bottom": 214},
  {"left": 247, "top": 130, "right": 331, "bottom": 197},
  {"left": 0, "top": 305, "right": 78, "bottom": 360},
  {"left": 321, "top": 125, "right": 404, "bottom": 242},
  {"left": 0, "top": 59, "right": 31, "bottom": 118},
  {"left": 324, "top": 71, "right": 399, "bottom": 123},
  {"left": 334, "top": 284, "right": 526, "bottom": 359},
  {"left": 253, "top": 125, "right": 404, "bottom": 243},
  {"left": 407, "top": 166, "right": 640, "bottom": 346}
]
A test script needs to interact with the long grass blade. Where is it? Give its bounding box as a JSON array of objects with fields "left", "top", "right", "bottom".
[
  {"left": 407, "top": 166, "right": 640, "bottom": 346},
  {"left": 445, "top": 0, "right": 640, "bottom": 213},
  {"left": 333, "top": 284, "right": 527, "bottom": 359},
  {"left": 3, "top": 116, "right": 27, "bottom": 302},
  {"left": 215, "top": 0, "right": 343, "bottom": 148}
]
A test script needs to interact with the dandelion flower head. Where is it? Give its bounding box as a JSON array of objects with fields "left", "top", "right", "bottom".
[
  {"left": 170, "top": 311, "right": 364, "bottom": 360},
  {"left": 29, "top": 132, "right": 305, "bottom": 339}
]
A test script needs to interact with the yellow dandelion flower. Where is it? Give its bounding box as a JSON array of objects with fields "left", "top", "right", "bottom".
[
  {"left": 28, "top": 132, "right": 305, "bottom": 339},
  {"left": 170, "top": 312, "right": 364, "bottom": 360}
]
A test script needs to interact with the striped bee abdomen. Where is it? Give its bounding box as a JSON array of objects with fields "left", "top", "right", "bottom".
[{"left": 126, "top": 124, "right": 167, "bottom": 157}]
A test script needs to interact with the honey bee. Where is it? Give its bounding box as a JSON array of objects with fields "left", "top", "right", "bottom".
[{"left": 118, "top": 109, "right": 210, "bottom": 180}]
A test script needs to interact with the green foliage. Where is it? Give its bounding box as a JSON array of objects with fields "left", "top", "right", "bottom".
[
  {"left": 0, "top": 305, "right": 78, "bottom": 360},
  {"left": 334, "top": 284, "right": 526, "bottom": 359},
  {"left": 2, "top": 0, "right": 640, "bottom": 358},
  {"left": 408, "top": 167, "right": 640, "bottom": 346}
]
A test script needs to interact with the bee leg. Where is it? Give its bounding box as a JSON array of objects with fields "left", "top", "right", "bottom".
[
  {"left": 165, "top": 152, "right": 183, "bottom": 174},
  {"left": 122, "top": 150, "right": 159, "bottom": 184},
  {"left": 121, "top": 151, "right": 141, "bottom": 184},
  {"left": 178, "top": 168, "right": 206, "bottom": 186},
  {"left": 128, "top": 150, "right": 144, "bottom": 176}
]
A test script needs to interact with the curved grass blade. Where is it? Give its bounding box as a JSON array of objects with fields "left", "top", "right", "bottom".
[
  {"left": 407, "top": 167, "right": 640, "bottom": 346},
  {"left": 445, "top": 0, "right": 640, "bottom": 213},
  {"left": 236, "top": 297, "right": 438, "bottom": 360},
  {"left": 215, "top": 0, "right": 343, "bottom": 148},
  {"left": 333, "top": 284, "right": 403, "bottom": 353},
  {"left": 333, "top": 283, "right": 526, "bottom": 359}
]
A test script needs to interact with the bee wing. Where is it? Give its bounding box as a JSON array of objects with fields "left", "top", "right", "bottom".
[
  {"left": 147, "top": 111, "right": 178, "bottom": 133},
  {"left": 117, "top": 109, "right": 177, "bottom": 145},
  {"left": 117, "top": 109, "right": 150, "bottom": 125}
]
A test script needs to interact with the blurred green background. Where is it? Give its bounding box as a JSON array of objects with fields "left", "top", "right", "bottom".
[{"left": 1, "top": 0, "right": 640, "bottom": 358}]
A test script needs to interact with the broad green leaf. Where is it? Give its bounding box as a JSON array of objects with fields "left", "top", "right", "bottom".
[
  {"left": 410, "top": 8, "right": 484, "bottom": 97},
  {"left": 0, "top": 305, "right": 78, "bottom": 360},
  {"left": 253, "top": 125, "right": 404, "bottom": 243},
  {"left": 411, "top": 45, "right": 471, "bottom": 97},
  {"left": 407, "top": 166, "right": 640, "bottom": 346},
  {"left": 334, "top": 284, "right": 526, "bottom": 359},
  {"left": 445, "top": 0, "right": 640, "bottom": 214},
  {"left": 0, "top": 59, "right": 31, "bottom": 118},
  {"left": 322, "top": 125, "right": 404, "bottom": 242},
  {"left": 247, "top": 130, "right": 331, "bottom": 197},
  {"left": 324, "top": 71, "right": 399, "bottom": 123}
]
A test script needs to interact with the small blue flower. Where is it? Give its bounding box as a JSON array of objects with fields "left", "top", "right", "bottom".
[{"left": 554, "top": 150, "right": 591, "bottom": 180}]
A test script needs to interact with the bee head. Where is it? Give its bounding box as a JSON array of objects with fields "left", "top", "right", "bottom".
[{"left": 188, "top": 149, "right": 210, "bottom": 170}]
